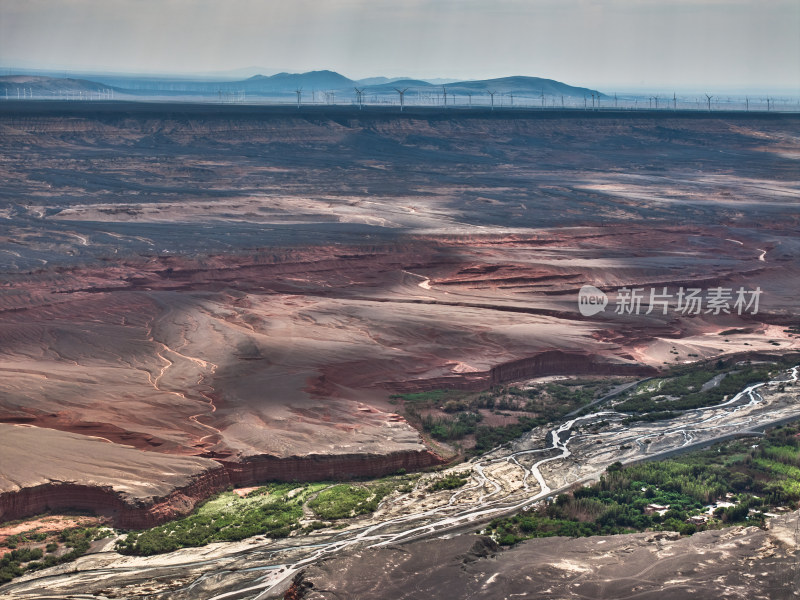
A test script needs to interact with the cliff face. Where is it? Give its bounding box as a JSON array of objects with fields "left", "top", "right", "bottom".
[
  {"left": 488, "top": 350, "right": 658, "bottom": 385},
  {"left": 388, "top": 351, "right": 657, "bottom": 393},
  {"left": 117, "top": 466, "right": 232, "bottom": 529},
  {"left": 0, "top": 465, "right": 231, "bottom": 530},
  {"left": 224, "top": 450, "right": 443, "bottom": 487},
  {"left": 0, "top": 484, "right": 129, "bottom": 525},
  {"left": 0, "top": 449, "right": 443, "bottom": 529}
]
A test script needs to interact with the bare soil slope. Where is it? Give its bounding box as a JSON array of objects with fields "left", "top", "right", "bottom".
[{"left": 295, "top": 513, "right": 800, "bottom": 599}]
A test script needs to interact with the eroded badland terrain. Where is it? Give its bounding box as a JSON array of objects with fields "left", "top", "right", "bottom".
[{"left": 0, "top": 103, "right": 799, "bottom": 598}]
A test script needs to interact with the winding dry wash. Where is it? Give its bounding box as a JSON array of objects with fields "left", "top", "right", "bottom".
[{"left": 1, "top": 103, "right": 799, "bottom": 598}]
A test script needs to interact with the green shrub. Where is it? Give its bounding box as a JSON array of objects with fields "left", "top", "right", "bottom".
[
  {"left": 485, "top": 423, "right": 800, "bottom": 545},
  {"left": 428, "top": 473, "right": 469, "bottom": 492},
  {"left": 308, "top": 484, "right": 391, "bottom": 520}
]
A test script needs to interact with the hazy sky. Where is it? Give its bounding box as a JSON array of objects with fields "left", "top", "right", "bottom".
[{"left": 1, "top": 0, "right": 798, "bottom": 91}]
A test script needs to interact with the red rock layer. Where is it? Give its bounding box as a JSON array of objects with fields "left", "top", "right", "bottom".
[
  {"left": 0, "top": 465, "right": 230, "bottom": 530},
  {"left": 387, "top": 350, "right": 657, "bottom": 393},
  {"left": 488, "top": 350, "right": 658, "bottom": 385},
  {"left": 0, "top": 449, "right": 443, "bottom": 529},
  {"left": 223, "top": 449, "right": 443, "bottom": 487}
]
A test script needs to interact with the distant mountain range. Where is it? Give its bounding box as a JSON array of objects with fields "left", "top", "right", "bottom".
[
  {"left": 242, "top": 70, "right": 354, "bottom": 92},
  {"left": 0, "top": 75, "right": 117, "bottom": 98},
  {"left": 0, "top": 70, "right": 605, "bottom": 101}
]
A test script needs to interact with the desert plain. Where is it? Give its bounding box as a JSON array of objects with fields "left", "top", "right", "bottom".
[{"left": 0, "top": 102, "right": 799, "bottom": 597}]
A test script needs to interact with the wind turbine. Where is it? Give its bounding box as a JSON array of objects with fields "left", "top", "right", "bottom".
[
  {"left": 394, "top": 87, "right": 408, "bottom": 111},
  {"left": 745, "top": 96, "right": 749, "bottom": 112},
  {"left": 704, "top": 93, "right": 713, "bottom": 112},
  {"left": 354, "top": 87, "right": 364, "bottom": 109},
  {"left": 508, "top": 91, "right": 514, "bottom": 108},
  {"left": 295, "top": 88, "right": 302, "bottom": 109},
  {"left": 442, "top": 86, "right": 447, "bottom": 107},
  {"left": 467, "top": 92, "right": 472, "bottom": 107},
  {"left": 487, "top": 90, "right": 497, "bottom": 110}
]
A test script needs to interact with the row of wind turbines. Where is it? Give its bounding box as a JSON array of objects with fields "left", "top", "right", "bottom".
[
  {"left": 2, "top": 85, "right": 787, "bottom": 112},
  {"left": 3, "top": 87, "right": 116, "bottom": 101},
  {"left": 289, "top": 86, "right": 785, "bottom": 113}
]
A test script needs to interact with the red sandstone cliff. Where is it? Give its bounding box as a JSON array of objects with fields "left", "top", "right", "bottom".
[
  {"left": 223, "top": 449, "right": 442, "bottom": 488},
  {"left": 0, "top": 449, "right": 443, "bottom": 529},
  {"left": 488, "top": 350, "right": 657, "bottom": 385},
  {"left": 0, "top": 465, "right": 231, "bottom": 530},
  {"left": 387, "top": 350, "right": 657, "bottom": 393}
]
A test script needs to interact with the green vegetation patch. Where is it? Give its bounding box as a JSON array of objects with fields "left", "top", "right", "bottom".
[
  {"left": 2, "top": 530, "right": 47, "bottom": 550},
  {"left": 390, "top": 389, "right": 456, "bottom": 407},
  {"left": 616, "top": 357, "right": 798, "bottom": 422},
  {"left": 396, "top": 379, "right": 622, "bottom": 454},
  {"left": 308, "top": 482, "right": 394, "bottom": 520},
  {"left": 485, "top": 423, "right": 800, "bottom": 546},
  {"left": 0, "top": 526, "right": 110, "bottom": 584},
  {"left": 115, "top": 476, "right": 419, "bottom": 557},
  {"left": 428, "top": 473, "right": 469, "bottom": 492},
  {"left": 420, "top": 412, "right": 483, "bottom": 441},
  {"left": 116, "top": 483, "right": 319, "bottom": 556},
  {"left": 472, "top": 416, "right": 545, "bottom": 455}
]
